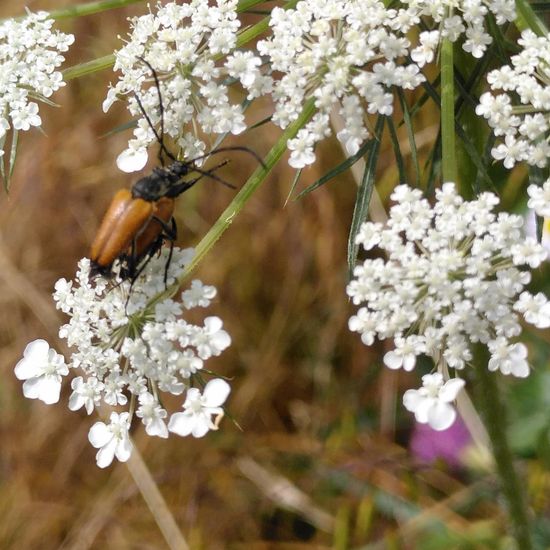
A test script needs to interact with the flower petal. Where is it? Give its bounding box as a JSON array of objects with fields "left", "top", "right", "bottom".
[
  {"left": 116, "top": 147, "right": 148, "bottom": 173},
  {"left": 203, "top": 379, "right": 230, "bottom": 407},
  {"left": 95, "top": 439, "right": 117, "bottom": 469},
  {"left": 168, "top": 412, "right": 194, "bottom": 437},
  {"left": 438, "top": 378, "right": 465, "bottom": 402},
  {"left": 88, "top": 422, "right": 111, "bottom": 448},
  {"left": 115, "top": 437, "right": 133, "bottom": 463},
  {"left": 427, "top": 402, "right": 456, "bottom": 431}
]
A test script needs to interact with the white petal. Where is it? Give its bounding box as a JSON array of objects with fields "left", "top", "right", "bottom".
[
  {"left": 383, "top": 351, "right": 402, "bottom": 369},
  {"left": 95, "top": 439, "right": 117, "bottom": 468},
  {"left": 146, "top": 418, "right": 169, "bottom": 439},
  {"left": 403, "top": 389, "right": 422, "bottom": 412},
  {"left": 211, "top": 330, "right": 231, "bottom": 351},
  {"left": 438, "top": 378, "right": 465, "bottom": 402},
  {"left": 191, "top": 417, "right": 210, "bottom": 438},
  {"left": 68, "top": 392, "right": 85, "bottom": 411},
  {"left": 21, "top": 377, "right": 44, "bottom": 399},
  {"left": 203, "top": 379, "right": 230, "bottom": 407},
  {"left": 14, "top": 339, "right": 49, "bottom": 379},
  {"left": 168, "top": 412, "right": 194, "bottom": 437},
  {"left": 402, "top": 353, "right": 417, "bottom": 371},
  {"left": 204, "top": 316, "right": 223, "bottom": 332},
  {"left": 22, "top": 375, "right": 61, "bottom": 404},
  {"left": 14, "top": 357, "right": 39, "bottom": 380},
  {"left": 35, "top": 375, "right": 62, "bottom": 404},
  {"left": 88, "top": 422, "right": 112, "bottom": 448},
  {"left": 427, "top": 402, "right": 456, "bottom": 431},
  {"left": 414, "top": 397, "right": 435, "bottom": 424},
  {"left": 116, "top": 148, "right": 148, "bottom": 173},
  {"left": 115, "top": 437, "right": 133, "bottom": 463},
  {"left": 512, "top": 360, "right": 530, "bottom": 378}
]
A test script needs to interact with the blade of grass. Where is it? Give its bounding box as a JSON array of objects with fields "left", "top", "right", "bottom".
[
  {"left": 176, "top": 98, "right": 317, "bottom": 281},
  {"left": 63, "top": 54, "right": 115, "bottom": 81},
  {"left": 284, "top": 168, "right": 302, "bottom": 206},
  {"left": 296, "top": 137, "right": 374, "bottom": 199},
  {"left": 347, "top": 117, "right": 385, "bottom": 275},
  {"left": 515, "top": 0, "right": 548, "bottom": 35},
  {"left": 397, "top": 89, "right": 420, "bottom": 186},
  {"left": 48, "top": 0, "right": 144, "bottom": 19},
  {"left": 386, "top": 117, "right": 406, "bottom": 183}
]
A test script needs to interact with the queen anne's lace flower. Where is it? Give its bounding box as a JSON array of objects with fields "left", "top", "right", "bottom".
[
  {"left": 527, "top": 178, "right": 550, "bottom": 218},
  {"left": 15, "top": 247, "right": 232, "bottom": 467},
  {"left": 405, "top": 0, "right": 515, "bottom": 61},
  {"left": 476, "top": 30, "right": 550, "bottom": 169},
  {"left": 403, "top": 374, "right": 465, "bottom": 431},
  {"left": 0, "top": 10, "right": 74, "bottom": 157},
  {"left": 14, "top": 340, "right": 68, "bottom": 405},
  {"left": 104, "top": 0, "right": 268, "bottom": 172},
  {"left": 257, "top": 0, "right": 425, "bottom": 168},
  {"left": 348, "top": 183, "right": 550, "bottom": 429}
]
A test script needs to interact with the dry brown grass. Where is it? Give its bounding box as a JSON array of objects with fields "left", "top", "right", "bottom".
[{"left": 0, "top": 2, "right": 507, "bottom": 549}]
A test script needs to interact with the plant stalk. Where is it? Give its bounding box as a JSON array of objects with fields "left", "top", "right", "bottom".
[
  {"left": 473, "top": 352, "right": 533, "bottom": 550},
  {"left": 440, "top": 38, "right": 457, "bottom": 183},
  {"left": 178, "top": 98, "right": 317, "bottom": 281}
]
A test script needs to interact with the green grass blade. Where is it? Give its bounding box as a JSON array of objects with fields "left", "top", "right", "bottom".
[
  {"left": 386, "top": 116, "right": 406, "bottom": 183},
  {"left": 296, "top": 137, "right": 375, "bottom": 199},
  {"left": 347, "top": 117, "right": 385, "bottom": 275},
  {"left": 397, "top": 89, "right": 420, "bottom": 186}
]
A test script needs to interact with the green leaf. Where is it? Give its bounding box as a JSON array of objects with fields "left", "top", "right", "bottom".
[
  {"left": 296, "top": 137, "right": 374, "bottom": 199},
  {"left": 1, "top": 129, "right": 19, "bottom": 193},
  {"left": 247, "top": 115, "right": 273, "bottom": 131},
  {"left": 528, "top": 165, "right": 548, "bottom": 242},
  {"left": 48, "top": 0, "right": 145, "bottom": 20},
  {"left": 386, "top": 117, "right": 406, "bottom": 183},
  {"left": 397, "top": 89, "right": 420, "bottom": 186},
  {"left": 284, "top": 168, "right": 302, "bottom": 206},
  {"left": 347, "top": 117, "right": 385, "bottom": 275},
  {"left": 425, "top": 131, "right": 442, "bottom": 195}
]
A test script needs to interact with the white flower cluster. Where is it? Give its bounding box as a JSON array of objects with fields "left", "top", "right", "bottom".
[
  {"left": 405, "top": 0, "right": 515, "bottom": 60},
  {"left": 528, "top": 178, "right": 550, "bottom": 219},
  {"left": 476, "top": 30, "right": 550, "bottom": 169},
  {"left": 104, "top": 0, "right": 269, "bottom": 172},
  {"left": 257, "top": 0, "right": 425, "bottom": 168},
  {"left": 0, "top": 11, "right": 74, "bottom": 152},
  {"left": 348, "top": 183, "right": 550, "bottom": 430},
  {"left": 15, "top": 248, "right": 232, "bottom": 468}
]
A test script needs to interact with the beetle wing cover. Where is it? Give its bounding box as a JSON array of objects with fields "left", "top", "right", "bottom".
[{"left": 90, "top": 189, "right": 153, "bottom": 267}]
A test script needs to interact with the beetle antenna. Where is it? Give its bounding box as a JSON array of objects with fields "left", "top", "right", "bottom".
[
  {"left": 134, "top": 56, "right": 176, "bottom": 165},
  {"left": 191, "top": 145, "right": 266, "bottom": 170},
  {"left": 190, "top": 161, "right": 236, "bottom": 190}
]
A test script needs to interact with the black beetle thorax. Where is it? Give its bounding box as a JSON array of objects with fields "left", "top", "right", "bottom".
[{"left": 131, "top": 161, "right": 193, "bottom": 202}]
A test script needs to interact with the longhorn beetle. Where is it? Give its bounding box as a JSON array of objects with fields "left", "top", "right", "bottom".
[{"left": 90, "top": 57, "right": 261, "bottom": 283}]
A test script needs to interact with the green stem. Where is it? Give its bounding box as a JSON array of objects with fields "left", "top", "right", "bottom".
[
  {"left": 63, "top": 54, "right": 115, "bottom": 81},
  {"left": 49, "top": 0, "right": 144, "bottom": 19},
  {"left": 440, "top": 38, "right": 457, "bottom": 183},
  {"left": 47, "top": 0, "right": 264, "bottom": 20},
  {"left": 515, "top": 0, "right": 548, "bottom": 36},
  {"left": 473, "top": 351, "right": 533, "bottom": 550},
  {"left": 178, "top": 98, "right": 317, "bottom": 281}
]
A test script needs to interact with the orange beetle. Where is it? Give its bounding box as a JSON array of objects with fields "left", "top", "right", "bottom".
[
  {"left": 89, "top": 160, "right": 202, "bottom": 280},
  {"left": 89, "top": 57, "right": 260, "bottom": 282}
]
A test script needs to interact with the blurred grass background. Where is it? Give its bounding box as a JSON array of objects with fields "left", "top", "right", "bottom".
[{"left": 1, "top": 1, "right": 550, "bottom": 549}]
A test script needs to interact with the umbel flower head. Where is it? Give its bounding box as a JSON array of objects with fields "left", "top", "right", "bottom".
[
  {"left": 348, "top": 183, "right": 550, "bottom": 430},
  {"left": 15, "top": 248, "right": 232, "bottom": 468},
  {"left": 476, "top": 30, "right": 550, "bottom": 169},
  {"left": 257, "top": 0, "right": 425, "bottom": 168},
  {"left": 404, "top": 0, "right": 515, "bottom": 60},
  {"left": 104, "top": 0, "right": 269, "bottom": 172},
  {"left": 0, "top": 10, "right": 74, "bottom": 152}
]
